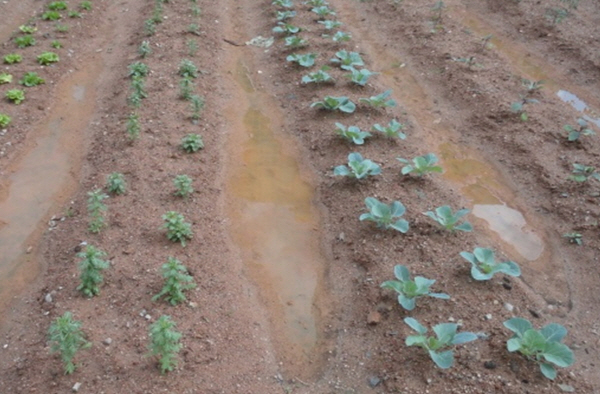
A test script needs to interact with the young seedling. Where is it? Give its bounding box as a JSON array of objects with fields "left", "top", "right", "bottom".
[
  {"left": 37, "top": 52, "right": 60, "bottom": 65},
  {"left": 504, "top": 317, "right": 574, "bottom": 379},
  {"left": 522, "top": 78, "right": 544, "bottom": 93},
  {"left": 3, "top": 54, "right": 22, "bottom": 64},
  {"left": 54, "top": 24, "right": 70, "bottom": 33},
  {"left": 0, "top": 114, "right": 11, "bottom": 128},
  {"left": 381, "top": 265, "right": 449, "bottom": 310},
  {"left": 162, "top": 211, "right": 192, "bottom": 246},
  {"left": 272, "top": 0, "right": 294, "bottom": 6},
  {"left": 51, "top": 40, "right": 62, "bottom": 48},
  {"left": 181, "top": 134, "right": 204, "bottom": 152},
  {"left": 179, "top": 77, "right": 194, "bottom": 100},
  {"left": 152, "top": 257, "right": 196, "bottom": 305},
  {"left": 189, "top": 95, "right": 205, "bottom": 120},
  {"left": 564, "top": 118, "right": 594, "bottom": 142},
  {"left": 187, "top": 23, "right": 200, "bottom": 35},
  {"left": 179, "top": 59, "right": 199, "bottom": 79},
  {"left": 372, "top": 119, "right": 406, "bottom": 139},
  {"left": 87, "top": 189, "right": 108, "bottom": 233},
  {"left": 359, "top": 197, "right": 409, "bottom": 233},
  {"left": 398, "top": 153, "right": 443, "bottom": 176},
  {"left": 286, "top": 53, "right": 317, "bottom": 67},
  {"left": 563, "top": 232, "right": 583, "bottom": 245},
  {"left": 48, "top": 312, "right": 91, "bottom": 375},
  {"left": 545, "top": 7, "right": 569, "bottom": 24},
  {"left": 306, "top": 0, "right": 328, "bottom": 6},
  {"left": 128, "top": 78, "right": 147, "bottom": 107},
  {"left": 14, "top": 35, "right": 36, "bottom": 48},
  {"left": 481, "top": 34, "right": 493, "bottom": 50},
  {"left": 284, "top": 35, "right": 308, "bottom": 48},
  {"left": 128, "top": 62, "right": 150, "bottom": 78},
  {"left": 273, "top": 22, "right": 301, "bottom": 34},
  {"left": 330, "top": 50, "right": 364, "bottom": 70},
  {"left": 302, "top": 66, "right": 334, "bottom": 84},
  {"left": 331, "top": 31, "right": 351, "bottom": 42},
  {"left": 80, "top": 1, "right": 92, "bottom": 11},
  {"left": 19, "top": 25, "right": 37, "bottom": 34},
  {"left": 6, "top": 89, "right": 25, "bottom": 104},
  {"left": 68, "top": 10, "right": 82, "bottom": 18},
  {"left": 311, "top": 5, "right": 336, "bottom": 18},
  {"left": 173, "top": 175, "right": 194, "bottom": 198},
  {"left": 126, "top": 113, "right": 140, "bottom": 140},
  {"left": 359, "top": 90, "right": 397, "bottom": 108},
  {"left": 570, "top": 163, "right": 600, "bottom": 182},
  {"left": 334, "top": 122, "right": 372, "bottom": 145},
  {"left": 19, "top": 72, "right": 45, "bottom": 87},
  {"left": 144, "top": 19, "right": 156, "bottom": 36},
  {"left": 346, "top": 67, "right": 377, "bottom": 86},
  {"left": 48, "top": 1, "right": 68, "bottom": 10},
  {"left": 318, "top": 20, "right": 341, "bottom": 29},
  {"left": 187, "top": 39, "right": 198, "bottom": 57},
  {"left": 0, "top": 73, "right": 12, "bottom": 84},
  {"left": 511, "top": 96, "right": 539, "bottom": 121},
  {"left": 311, "top": 96, "right": 356, "bottom": 113},
  {"left": 139, "top": 40, "right": 152, "bottom": 58},
  {"left": 404, "top": 317, "right": 478, "bottom": 369},
  {"left": 106, "top": 172, "right": 126, "bottom": 195},
  {"left": 423, "top": 205, "right": 473, "bottom": 232},
  {"left": 42, "top": 11, "right": 62, "bottom": 21},
  {"left": 460, "top": 247, "right": 521, "bottom": 281},
  {"left": 76, "top": 245, "right": 110, "bottom": 297},
  {"left": 148, "top": 315, "right": 182, "bottom": 374},
  {"left": 276, "top": 10, "right": 296, "bottom": 21},
  {"left": 334, "top": 152, "right": 381, "bottom": 179}
]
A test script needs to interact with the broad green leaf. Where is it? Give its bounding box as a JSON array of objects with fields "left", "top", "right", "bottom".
[
  {"left": 390, "top": 201, "right": 406, "bottom": 217},
  {"left": 380, "top": 280, "right": 403, "bottom": 293},
  {"left": 540, "top": 362, "right": 557, "bottom": 380},
  {"left": 430, "top": 350, "right": 454, "bottom": 369},
  {"left": 455, "top": 222, "right": 473, "bottom": 232},
  {"left": 433, "top": 323, "right": 457, "bottom": 345},
  {"left": 404, "top": 317, "right": 427, "bottom": 334},
  {"left": 507, "top": 337, "right": 522, "bottom": 352},
  {"left": 474, "top": 247, "right": 495, "bottom": 265},
  {"left": 452, "top": 332, "right": 478, "bottom": 345},
  {"left": 333, "top": 165, "right": 350, "bottom": 176},
  {"left": 540, "top": 323, "right": 567, "bottom": 343},
  {"left": 414, "top": 276, "right": 435, "bottom": 290},
  {"left": 394, "top": 265, "right": 410, "bottom": 282},
  {"left": 399, "top": 294, "right": 416, "bottom": 311},
  {"left": 497, "top": 261, "right": 521, "bottom": 277},
  {"left": 471, "top": 265, "right": 493, "bottom": 281},
  {"left": 390, "top": 219, "right": 409, "bottom": 233},
  {"left": 406, "top": 334, "right": 426, "bottom": 347},
  {"left": 429, "top": 292, "right": 450, "bottom": 299},
  {"left": 543, "top": 342, "right": 574, "bottom": 368},
  {"left": 522, "top": 329, "right": 547, "bottom": 351}
]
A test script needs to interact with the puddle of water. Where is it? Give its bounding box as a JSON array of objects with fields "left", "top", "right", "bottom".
[
  {"left": 0, "top": 63, "right": 100, "bottom": 310},
  {"left": 225, "top": 60, "right": 325, "bottom": 373},
  {"left": 557, "top": 90, "right": 600, "bottom": 129}
]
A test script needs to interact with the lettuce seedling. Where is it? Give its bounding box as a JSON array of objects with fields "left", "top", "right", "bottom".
[
  {"left": 181, "top": 134, "right": 204, "bottom": 152},
  {"left": 153, "top": 257, "right": 196, "bottom": 305},
  {"left": 330, "top": 50, "right": 364, "bottom": 70},
  {"left": 14, "top": 35, "right": 36, "bottom": 48},
  {"left": 372, "top": 119, "right": 406, "bottom": 139},
  {"left": 302, "top": 67, "right": 333, "bottom": 84},
  {"left": 359, "top": 90, "right": 397, "bottom": 108},
  {"left": 570, "top": 163, "right": 600, "bottom": 182},
  {"left": 162, "top": 211, "right": 192, "bottom": 246},
  {"left": 3, "top": 54, "right": 22, "bottom": 64},
  {"left": 0, "top": 73, "right": 12, "bottom": 84},
  {"left": 504, "top": 317, "right": 574, "bottom": 379},
  {"left": 272, "top": 0, "right": 294, "bottom": 8},
  {"left": 19, "top": 72, "right": 45, "bottom": 87},
  {"left": 404, "top": 317, "right": 478, "bottom": 369},
  {"left": 284, "top": 35, "right": 308, "bottom": 48},
  {"left": 77, "top": 245, "right": 110, "bottom": 297},
  {"left": 318, "top": 20, "right": 341, "bottom": 29},
  {"left": 311, "top": 6, "right": 336, "bottom": 17},
  {"left": 398, "top": 153, "right": 443, "bottom": 176},
  {"left": 276, "top": 10, "right": 296, "bottom": 21},
  {"left": 128, "top": 61, "right": 150, "bottom": 78},
  {"left": 424, "top": 205, "right": 473, "bottom": 232},
  {"left": 37, "top": 52, "right": 60, "bottom": 65},
  {"left": 6, "top": 89, "right": 25, "bottom": 104},
  {"left": 334, "top": 122, "right": 372, "bottom": 145},
  {"left": 273, "top": 22, "right": 301, "bottom": 34},
  {"left": 311, "top": 96, "right": 356, "bottom": 113},
  {"left": 359, "top": 197, "right": 409, "bottom": 232},
  {"left": 564, "top": 118, "right": 594, "bottom": 142},
  {"left": 0, "top": 114, "right": 12, "bottom": 128},
  {"left": 381, "top": 265, "right": 449, "bottom": 310},
  {"left": 331, "top": 31, "right": 351, "bottom": 42},
  {"left": 347, "top": 67, "right": 377, "bottom": 86},
  {"left": 334, "top": 152, "right": 381, "bottom": 179},
  {"left": 48, "top": 312, "right": 91, "bottom": 375},
  {"left": 148, "top": 315, "right": 182, "bottom": 374},
  {"left": 106, "top": 172, "right": 126, "bottom": 195},
  {"left": 460, "top": 247, "right": 521, "bottom": 281},
  {"left": 42, "top": 11, "right": 62, "bottom": 21},
  {"left": 286, "top": 53, "right": 317, "bottom": 67}
]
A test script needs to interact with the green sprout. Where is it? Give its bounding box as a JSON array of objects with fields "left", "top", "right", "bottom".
[{"left": 381, "top": 265, "right": 449, "bottom": 310}]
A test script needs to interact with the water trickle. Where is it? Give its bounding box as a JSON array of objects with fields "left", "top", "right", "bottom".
[{"left": 557, "top": 90, "right": 600, "bottom": 128}]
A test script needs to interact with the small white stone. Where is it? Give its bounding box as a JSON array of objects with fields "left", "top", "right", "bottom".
[
  {"left": 504, "top": 303, "right": 514, "bottom": 312},
  {"left": 72, "top": 382, "right": 82, "bottom": 392},
  {"left": 484, "top": 314, "right": 492, "bottom": 321}
]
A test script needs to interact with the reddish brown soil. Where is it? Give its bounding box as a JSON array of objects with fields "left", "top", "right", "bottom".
[{"left": 1, "top": 0, "right": 599, "bottom": 393}]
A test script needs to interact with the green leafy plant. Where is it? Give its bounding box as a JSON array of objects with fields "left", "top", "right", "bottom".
[
  {"left": 330, "top": 50, "right": 364, "bottom": 70},
  {"left": 178, "top": 77, "right": 194, "bottom": 100},
  {"left": 76, "top": 245, "right": 110, "bottom": 297},
  {"left": 126, "top": 112, "right": 140, "bottom": 140},
  {"left": 162, "top": 211, "right": 192, "bottom": 246},
  {"left": 273, "top": 22, "right": 301, "bottom": 34},
  {"left": 381, "top": 265, "right": 449, "bottom": 310},
  {"left": 128, "top": 62, "right": 150, "bottom": 78},
  {"left": 563, "top": 232, "right": 583, "bottom": 246},
  {"left": 6, "top": 89, "right": 25, "bottom": 104},
  {"left": 359, "top": 197, "right": 409, "bottom": 233},
  {"left": 189, "top": 94, "right": 204, "bottom": 120},
  {"left": 3, "top": 54, "right": 22, "bottom": 64},
  {"left": 311, "top": 96, "right": 356, "bottom": 113},
  {"left": 564, "top": 118, "right": 594, "bottom": 142},
  {"left": 460, "top": 247, "right": 521, "bottom": 281},
  {"left": 42, "top": 11, "right": 62, "bottom": 21},
  {"left": 522, "top": 78, "right": 544, "bottom": 93},
  {"left": 128, "top": 77, "right": 148, "bottom": 107},
  {"left": 404, "top": 317, "right": 478, "bottom": 369},
  {"left": 372, "top": 119, "right": 406, "bottom": 139},
  {"left": 359, "top": 90, "right": 397, "bottom": 108},
  {"left": 48, "top": 312, "right": 91, "bottom": 375},
  {"left": 284, "top": 35, "right": 308, "bottom": 48},
  {"left": 276, "top": 10, "right": 296, "bottom": 21},
  {"left": 302, "top": 66, "right": 333, "bottom": 84},
  {"left": 68, "top": 10, "right": 82, "bottom": 18},
  {"left": 187, "top": 39, "right": 198, "bottom": 57},
  {"left": 87, "top": 189, "right": 108, "bottom": 233},
  {"left": 173, "top": 175, "right": 194, "bottom": 198},
  {"left": 19, "top": 72, "right": 45, "bottom": 87},
  {"left": 187, "top": 23, "right": 200, "bottom": 35},
  {"left": 511, "top": 97, "right": 538, "bottom": 121},
  {"left": 37, "top": 52, "right": 60, "bottom": 65},
  {"left": 286, "top": 53, "right": 317, "bottom": 67},
  {"left": 570, "top": 163, "right": 600, "bottom": 182},
  {"left": 306, "top": 0, "right": 328, "bottom": 6},
  {"left": 334, "top": 122, "right": 371, "bottom": 145},
  {"left": 311, "top": 5, "right": 336, "bottom": 17},
  {"left": 190, "top": 5, "right": 201, "bottom": 17},
  {"left": 398, "top": 153, "right": 443, "bottom": 176},
  {"left": 80, "top": 1, "right": 92, "bottom": 11},
  {"left": 181, "top": 133, "right": 203, "bottom": 152},
  {"left": 331, "top": 31, "right": 351, "bottom": 42},
  {"left": 272, "top": 0, "right": 294, "bottom": 7},
  {"left": 0, "top": 114, "right": 12, "bottom": 128},
  {"left": 318, "top": 20, "right": 341, "bottom": 29},
  {"left": 0, "top": 73, "right": 12, "bottom": 84},
  {"left": 19, "top": 25, "right": 37, "bottom": 34},
  {"left": 14, "top": 35, "right": 36, "bottom": 48},
  {"left": 179, "top": 59, "right": 199, "bottom": 78},
  {"left": 51, "top": 40, "right": 62, "bottom": 48},
  {"left": 139, "top": 40, "right": 152, "bottom": 58},
  {"left": 148, "top": 315, "right": 182, "bottom": 374},
  {"left": 347, "top": 67, "right": 377, "bottom": 86},
  {"left": 545, "top": 7, "right": 569, "bottom": 24},
  {"left": 504, "top": 317, "right": 574, "bottom": 379},
  {"left": 153, "top": 257, "right": 196, "bottom": 305},
  {"left": 48, "top": 1, "right": 68, "bottom": 10},
  {"left": 333, "top": 152, "right": 381, "bottom": 179},
  {"left": 106, "top": 172, "right": 126, "bottom": 195},
  {"left": 423, "top": 205, "right": 473, "bottom": 232},
  {"left": 54, "top": 23, "right": 69, "bottom": 33},
  {"left": 144, "top": 19, "right": 156, "bottom": 36}
]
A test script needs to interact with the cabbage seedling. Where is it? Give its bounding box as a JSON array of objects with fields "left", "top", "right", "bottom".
[
  {"left": 504, "top": 317, "right": 574, "bottom": 379},
  {"left": 14, "top": 35, "right": 35, "bottom": 48},
  {"left": 87, "top": 189, "right": 108, "bottom": 233},
  {"left": 80, "top": 1, "right": 92, "bottom": 10},
  {"left": 334, "top": 122, "right": 371, "bottom": 145},
  {"left": 0, "top": 73, "right": 12, "bottom": 84},
  {"left": 48, "top": 312, "right": 91, "bottom": 375},
  {"left": 19, "top": 72, "right": 45, "bottom": 87},
  {"left": 398, "top": 153, "right": 443, "bottom": 176},
  {"left": 359, "top": 197, "right": 409, "bottom": 233},
  {"left": 311, "top": 96, "right": 356, "bottom": 113},
  {"left": 332, "top": 31, "right": 351, "bottom": 42},
  {"left": 372, "top": 119, "right": 406, "bottom": 139},
  {"left": 77, "top": 245, "right": 110, "bottom": 297},
  {"left": 286, "top": 53, "right": 317, "bottom": 67},
  {"left": 189, "top": 95, "right": 205, "bottom": 120},
  {"left": 424, "top": 205, "right": 473, "bottom": 232},
  {"left": 404, "top": 317, "right": 478, "bottom": 369},
  {"left": 359, "top": 90, "right": 397, "bottom": 108},
  {"left": 106, "top": 172, "right": 126, "bottom": 195},
  {"left": 181, "top": 134, "right": 204, "bottom": 152},
  {"left": 460, "top": 247, "right": 521, "bottom": 281},
  {"left": 178, "top": 59, "right": 199, "bottom": 79},
  {"left": 3, "top": 54, "right": 22, "bottom": 64},
  {"left": 127, "top": 113, "right": 140, "bottom": 140},
  {"left": 273, "top": 22, "right": 301, "bottom": 34},
  {"left": 272, "top": 0, "right": 294, "bottom": 8},
  {"left": 381, "top": 265, "right": 449, "bottom": 310},
  {"left": 511, "top": 96, "right": 538, "bottom": 121},
  {"left": 305, "top": 0, "right": 328, "bottom": 6},
  {"left": 128, "top": 61, "right": 150, "bottom": 78},
  {"left": 346, "top": 67, "right": 377, "bottom": 86},
  {"left": 48, "top": 1, "right": 68, "bottom": 10},
  {"left": 563, "top": 232, "right": 582, "bottom": 245},
  {"left": 311, "top": 6, "right": 336, "bottom": 17},
  {"left": 0, "top": 114, "right": 11, "bottom": 128},
  {"left": 148, "top": 315, "right": 182, "bottom": 374},
  {"left": 152, "top": 257, "right": 196, "bottom": 305},
  {"left": 570, "top": 163, "right": 600, "bottom": 182},
  {"left": 162, "top": 211, "right": 192, "bottom": 246},
  {"left": 302, "top": 67, "right": 333, "bottom": 84},
  {"left": 139, "top": 40, "right": 152, "bottom": 58},
  {"left": 564, "top": 118, "right": 594, "bottom": 142},
  {"left": 42, "top": 11, "right": 62, "bottom": 21},
  {"left": 334, "top": 152, "right": 381, "bottom": 179},
  {"left": 276, "top": 10, "right": 296, "bottom": 21},
  {"left": 284, "top": 35, "right": 308, "bottom": 48},
  {"left": 19, "top": 25, "right": 37, "bottom": 34},
  {"left": 522, "top": 78, "right": 544, "bottom": 93},
  {"left": 173, "top": 175, "right": 194, "bottom": 198},
  {"left": 318, "top": 20, "right": 341, "bottom": 29},
  {"left": 330, "top": 50, "right": 364, "bottom": 70},
  {"left": 6, "top": 89, "right": 25, "bottom": 104},
  {"left": 37, "top": 52, "right": 60, "bottom": 65}
]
